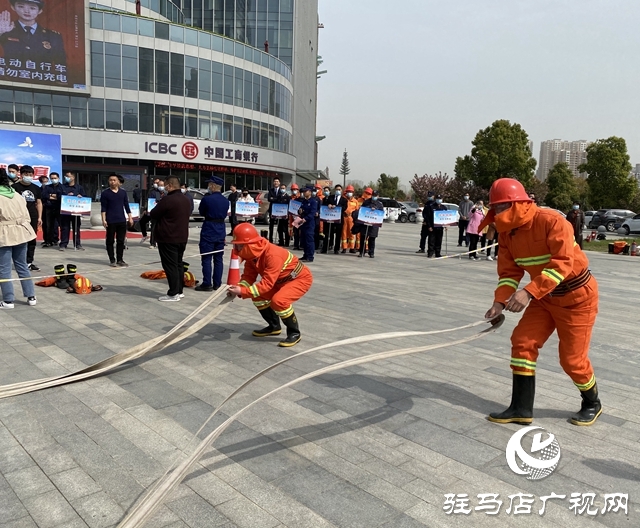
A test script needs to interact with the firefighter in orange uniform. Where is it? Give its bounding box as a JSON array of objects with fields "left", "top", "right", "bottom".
[
  {"left": 341, "top": 185, "right": 359, "bottom": 253},
  {"left": 353, "top": 187, "right": 373, "bottom": 253},
  {"left": 227, "top": 223, "right": 313, "bottom": 347},
  {"left": 483, "top": 178, "right": 601, "bottom": 426}
]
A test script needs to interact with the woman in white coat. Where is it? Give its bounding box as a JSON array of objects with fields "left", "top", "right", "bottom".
[{"left": 0, "top": 169, "right": 37, "bottom": 308}]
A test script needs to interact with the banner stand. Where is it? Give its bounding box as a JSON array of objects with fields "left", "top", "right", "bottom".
[{"left": 72, "top": 215, "right": 81, "bottom": 250}]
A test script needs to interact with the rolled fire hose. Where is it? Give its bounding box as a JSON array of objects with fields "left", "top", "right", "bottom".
[{"left": 116, "top": 315, "right": 505, "bottom": 528}]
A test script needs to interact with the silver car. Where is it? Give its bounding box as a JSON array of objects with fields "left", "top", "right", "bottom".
[{"left": 400, "top": 201, "right": 420, "bottom": 223}]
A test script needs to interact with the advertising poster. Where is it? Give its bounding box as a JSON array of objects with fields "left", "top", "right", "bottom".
[
  {"left": 271, "top": 203, "right": 288, "bottom": 218},
  {"left": 356, "top": 207, "right": 384, "bottom": 226},
  {"left": 60, "top": 195, "right": 91, "bottom": 216},
  {"left": 434, "top": 210, "right": 459, "bottom": 226},
  {"left": 236, "top": 202, "right": 259, "bottom": 217},
  {"left": 288, "top": 200, "right": 302, "bottom": 215},
  {"left": 320, "top": 206, "right": 342, "bottom": 223},
  {"left": 0, "top": 0, "right": 86, "bottom": 90},
  {"left": 0, "top": 129, "right": 61, "bottom": 180}
]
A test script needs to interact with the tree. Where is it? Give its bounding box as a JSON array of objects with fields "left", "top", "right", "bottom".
[
  {"left": 339, "top": 149, "right": 350, "bottom": 186},
  {"left": 396, "top": 188, "right": 407, "bottom": 201},
  {"left": 579, "top": 137, "right": 636, "bottom": 209},
  {"left": 410, "top": 172, "right": 488, "bottom": 204},
  {"left": 545, "top": 163, "right": 577, "bottom": 211},
  {"left": 527, "top": 179, "right": 549, "bottom": 206},
  {"left": 377, "top": 173, "right": 399, "bottom": 198},
  {"left": 410, "top": 172, "right": 450, "bottom": 203},
  {"left": 455, "top": 119, "right": 537, "bottom": 189}
]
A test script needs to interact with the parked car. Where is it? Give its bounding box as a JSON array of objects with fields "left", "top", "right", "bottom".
[
  {"left": 588, "top": 209, "right": 636, "bottom": 232},
  {"left": 187, "top": 188, "right": 207, "bottom": 220},
  {"left": 620, "top": 214, "right": 640, "bottom": 235},
  {"left": 379, "top": 197, "right": 403, "bottom": 222},
  {"left": 399, "top": 201, "right": 420, "bottom": 223},
  {"left": 415, "top": 202, "right": 459, "bottom": 224},
  {"left": 583, "top": 210, "right": 595, "bottom": 228}
]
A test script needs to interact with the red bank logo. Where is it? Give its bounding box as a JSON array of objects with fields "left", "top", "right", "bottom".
[{"left": 182, "top": 142, "right": 199, "bottom": 160}]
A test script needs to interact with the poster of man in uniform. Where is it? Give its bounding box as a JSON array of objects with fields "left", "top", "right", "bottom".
[{"left": 0, "top": 0, "right": 85, "bottom": 89}]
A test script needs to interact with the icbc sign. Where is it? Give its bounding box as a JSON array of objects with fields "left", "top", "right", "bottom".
[
  {"left": 144, "top": 142, "right": 177, "bottom": 155},
  {"left": 182, "top": 142, "right": 199, "bottom": 160}
]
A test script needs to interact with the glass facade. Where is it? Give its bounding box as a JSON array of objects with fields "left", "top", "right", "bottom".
[
  {"left": 90, "top": 41, "right": 292, "bottom": 123},
  {"left": 0, "top": 89, "right": 292, "bottom": 154}
]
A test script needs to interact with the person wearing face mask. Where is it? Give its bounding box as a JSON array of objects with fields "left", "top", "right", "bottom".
[
  {"left": 357, "top": 189, "right": 384, "bottom": 258},
  {"left": 458, "top": 193, "right": 473, "bottom": 247},
  {"left": 288, "top": 183, "right": 301, "bottom": 250},
  {"left": 275, "top": 183, "right": 291, "bottom": 247},
  {"left": 59, "top": 171, "right": 85, "bottom": 251},
  {"left": 227, "top": 223, "right": 313, "bottom": 347},
  {"left": 227, "top": 183, "right": 239, "bottom": 236},
  {"left": 195, "top": 176, "right": 229, "bottom": 292},
  {"left": 41, "top": 171, "right": 62, "bottom": 247},
  {"left": 12, "top": 165, "right": 42, "bottom": 270},
  {"left": 565, "top": 202, "right": 585, "bottom": 249},
  {"left": 482, "top": 178, "right": 601, "bottom": 427},
  {"left": 237, "top": 188, "right": 254, "bottom": 203},
  {"left": 466, "top": 202, "right": 486, "bottom": 261},
  {"left": 267, "top": 177, "right": 281, "bottom": 243},
  {"left": 180, "top": 183, "right": 194, "bottom": 214},
  {"left": 340, "top": 185, "right": 358, "bottom": 253},
  {"left": 140, "top": 178, "right": 164, "bottom": 247},
  {"left": 416, "top": 191, "right": 435, "bottom": 254},
  {"left": 7, "top": 164, "right": 20, "bottom": 185},
  {"left": 298, "top": 184, "right": 318, "bottom": 262},
  {"left": 322, "top": 184, "right": 347, "bottom": 255},
  {"left": 313, "top": 185, "right": 324, "bottom": 250},
  {"left": 425, "top": 194, "right": 447, "bottom": 258},
  {"left": 318, "top": 186, "right": 331, "bottom": 250}
]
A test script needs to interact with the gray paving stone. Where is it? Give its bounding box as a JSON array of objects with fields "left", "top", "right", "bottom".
[
  {"left": 22, "top": 489, "right": 79, "bottom": 528},
  {"left": 70, "top": 491, "right": 125, "bottom": 528},
  {"left": 167, "top": 491, "right": 233, "bottom": 528},
  {"left": 4, "top": 465, "right": 55, "bottom": 500},
  {"left": 2, "top": 517, "right": 38, "bottom": 528},
  {"left": 49, "top": 467, "right": 102, "bottom": 502}
]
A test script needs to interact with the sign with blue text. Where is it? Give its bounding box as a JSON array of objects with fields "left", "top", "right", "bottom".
[
  {"left": 357, "top": 207, "right": 384, "bottom": 226},
  {"left": 320, "top": 206, "right": 342, "bottom": 223},
  {"left": 271, "top": 203, "right": 289, "bottom": 218},
  {"left": 288, "top": 200, "right": 302, "bottom": 215},
  {"left": 434, "top": 210, "right": 459, "bottom": 226},
  {"left": 60, "top": 195, "right": 91, "bottom": 216},
  {"left": 236, "top": 202, "right": 259, "bottom": 217}
]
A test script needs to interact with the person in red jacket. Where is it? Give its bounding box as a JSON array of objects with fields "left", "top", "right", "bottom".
[
  {"left": 227, "top": 223, "right": 313, "bottom": 347},
  {"left": 483, "top": 178, "right": 601, "bottom": 426}
]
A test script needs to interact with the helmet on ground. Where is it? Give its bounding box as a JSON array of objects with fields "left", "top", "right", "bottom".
[
  {"left": 74, "top": 276, "right": 92, "bottom": 294},
  {"left": 183, "top": 271, "right": 197, "bottom": 287},
  {"left": 290, "top": 183, "right": 299, "bottom": 190},
  {"left": 232, "top": 223, "right": 262, "bottom": 244},
  {"left": 489, "top": 178, "right": 531, "bottom": 205},
  {"left": 345, "top": 185, "right": 354, "bottom": 192}
]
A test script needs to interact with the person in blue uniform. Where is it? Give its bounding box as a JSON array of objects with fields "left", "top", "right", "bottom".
[
  {"left": 195, "top": 176, "right": 229, "bottom": 291},
  {"left": 0, "top": 0, "right": 67, "bottom": 72},
  {"left": 298, "top": 184, "right": 317, "bottom": 262}
]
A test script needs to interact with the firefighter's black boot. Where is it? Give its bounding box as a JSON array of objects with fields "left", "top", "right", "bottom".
[
  {"left": 66, "top": 263, "right": 78, "bottom": 288},
  {"left": 54, "top": 264, "right": 67, "bottom": 289},
  {"left": 252, "top": 307, "right": 282, "bottom": 337},
  {"left": 278, "top": 311, "right": 301, "bottom": 347},
  {"left": 488, "top": 374, "right": 535, "bottom": 425},
  {"left": 570, "top": 382, "right": 602, "bottom": 426}
]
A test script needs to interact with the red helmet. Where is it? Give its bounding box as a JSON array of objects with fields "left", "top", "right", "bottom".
[
  {"left": 290, "top": 183, "right": 299, "bottom": 190},
  {"left": 345, "top": 185, "right": 354, "bottom": 192},
  {"left": 489, "top": 178, "right": 531, "bottom": 205},
  {"left": 364, "top": 187, "right": 373, "bottom": 195},
  {"left": 232, "top": 223, "right": 262, "bottom": 244}
]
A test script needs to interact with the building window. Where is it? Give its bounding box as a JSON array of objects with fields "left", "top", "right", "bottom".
[
  {"left": 211, "top": 112, "right": 222, "bottom": 140},
  {"left": 223, "top": 65, "right": 233, "bottom": 105},
  {"left": 122, "top": 45, "right": 138, "bottom": 90},
  {"left": 34, "top": 93, "right": 52, "bottom": 125},
  {"left": 139, "top": 102, "right": 154, "bottom": 132},
  {"left": 104, "top": 13, "right": 120, "bottom": 31},
  {"left": 223, "top": 113, "right": 232, "bottom": 141},
  {"left": 185, "top": 108, "right": 197, "bottom": 137},
  {"left": 70, "top": 97, "right": 87, "bottom": 127},
  {"left": 155, "top": 21, "right": 169, "bottom": 40},
  {"left": 14, "top": 90, "right": 33, "bottom": 124},
  {"left": 170, "top": 53, "right": 184, "bottom": 96},
  {"left": 155, "top": 104, "right": 169, "bottom": 134},
  {"left": 105, "top": 99, "right": 122, "bottom": 130},
  {"left": 123, "top": 101, "right": 138, "bottom": 131},
  {"left": 155, "top": 50, "right": 169, "bottom": 94},
  {"left": 185, "top": 56, "right": 198, "bottom": 99},
  {"left": 170, "top": 106, "right": 183, "bottom": 135},
  {"left": 212, "top": 61, "right": 223, "bottom": 103},
  {"left": 198, "top": 110, "right": 211, "bottom": 139},
  {"left": 88, "top": 98, "right": 104, "bottom": 129},
  {"left": 104, "top": 43, "right": 121, "bottom": 89},
  {"left": 91, "top": 41, "right": 104, "bottom": 87},
  {"left": 234, "top": 68, "right": 243, "bottom": 106},
  {"left": 52, "top": 95, "right": 70, "bottom": 126},
  {"left": 139, "top": 48, "right": 154, "bottom": 92}
]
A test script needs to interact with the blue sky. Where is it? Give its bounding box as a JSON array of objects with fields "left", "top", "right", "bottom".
[{"left": 316, "top": 1, "right": 640, "bottom": 186}]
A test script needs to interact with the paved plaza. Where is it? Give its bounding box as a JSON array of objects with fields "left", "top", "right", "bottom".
[{"left": 0, "top": 221, "right": 638, "bottom": 527}]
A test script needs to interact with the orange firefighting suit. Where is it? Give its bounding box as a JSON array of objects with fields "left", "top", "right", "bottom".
[
  {"left": 342, "top": 196, "right": 359, "bottom": 249},
  {"left": 237, "top": 238, "right": 313, "bottom": 318},
  {"left": 489, "top": 202, "right": 598, "bottom": 391}
]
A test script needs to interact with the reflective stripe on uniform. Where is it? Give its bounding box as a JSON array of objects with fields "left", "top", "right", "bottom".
[
  {"left": 238, "top": 280, "right": 251, "bottom": 289},
  {"left": 498, "top": 278, "right": 519, "bottom": 290},
  {"left": 574, "top": 374, "right": 596, "bottom": 391},
  {"left": 253, "top": 299, "right": 271, "bottom": 308},
  {"left": 541, "top": 268, "right": 564, "bottom": 285},
  {"left": 510, "top": 358, "right": 536, "bottom": 371},
  {"left": 274, "top": 305, "right": 294, "bottom": 318},
  {"left": 514, "top": 254, "right": 551, "bottom": 267},
  {"left": 249, "top": 284, "right": 260, "bottom": 297},
  {"left": 280, "top": 252, "right": 294, "bottom": 271}
]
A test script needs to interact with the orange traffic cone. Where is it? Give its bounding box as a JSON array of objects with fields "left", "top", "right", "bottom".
[{"left": 227, "top": 248, "right": 240, "bottom": 285}]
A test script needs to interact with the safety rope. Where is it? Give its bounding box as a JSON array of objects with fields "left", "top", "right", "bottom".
[{"left": 116, "top": 315, "right": 505, "bottom": 528}]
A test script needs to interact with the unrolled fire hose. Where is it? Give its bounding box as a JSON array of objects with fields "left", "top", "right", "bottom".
[{"left": 116, "top": 314, "right": 505, "bottom": 528}]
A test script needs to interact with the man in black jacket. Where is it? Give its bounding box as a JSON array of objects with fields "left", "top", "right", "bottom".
[
  {"left": 358, "top": 190, "right": 384, "bottom": 258},
  {"left": 322, "top": 184, "right": 347, "bottom": 254},
  {"left": 149, "top": 177, "right": 192, "bottom": 302},
  {"left": 426, "top": 194, "right": 448, "bottom": 258},
  {"left": 227, "top": 183, "right": 239, "bottom": 236},
  {"left": 267, "top": 178, "right": 281, "bottom": 242}
]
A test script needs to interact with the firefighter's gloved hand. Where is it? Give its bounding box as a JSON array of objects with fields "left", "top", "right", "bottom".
[
  {"left": 485, "top": 302, "right": 504, "bottom": 320},
  {"left": 227, "top": 285, "right": 242, "bottom": 298},
  {"left": 505, "top": 289, "right": 533, "bottom": 313}
]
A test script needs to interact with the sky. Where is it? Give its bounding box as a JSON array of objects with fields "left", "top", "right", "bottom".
[{"left": 315, "top": 0, "right": 640, "bottom": 187}]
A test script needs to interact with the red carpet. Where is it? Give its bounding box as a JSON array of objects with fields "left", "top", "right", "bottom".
[{"left": 36, "top": 230, "right": 144, "bottom": 242}]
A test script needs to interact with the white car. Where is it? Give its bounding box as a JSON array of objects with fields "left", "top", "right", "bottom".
[
  {"left": 379, "top": 198, "right": 403, "bottom": 222},
  {"left": 621, "top": 214, "right": 640, "bottom": 235}
]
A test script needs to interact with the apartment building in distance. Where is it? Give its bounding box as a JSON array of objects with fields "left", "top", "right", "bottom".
[{"left": 536, "top": 139, "right": 591, "bottom": 181}]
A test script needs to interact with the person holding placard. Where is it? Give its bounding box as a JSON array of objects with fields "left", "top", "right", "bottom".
[
  {"left": 426, "top": 194, "right": 447, "bottom": 258},
  {"left": 340, "top": 185, "right": 358, "bottom": 253},
  {"left": 288, "top": 183, "right": 301, "bottom": 250},
  {"left": 195, "top": 176, "right": 229, "bottom": 292},
  {"left": 357, "top": 190, "right": 384, "bottom": 258},
  {"left": 59, "top": 172, "right": 85, "bottom": 251},
  {"left": 322, "top": 184, "right": 347, "bottom": 255},
  {"left": 100, "top": 174, "right": 133, "bottom": 267},
  {"left": 417, "top": 192, "right": 435, "bottom": 254},
  {"left": 275, "top": 183, "right": 291, "bottom": 247},
  {"left": 298, "top": 184, "right": 318, "bottom": 262},
  {"left": 267, "top": 178, "right": 281, "bottom": 243}
]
